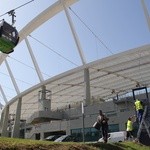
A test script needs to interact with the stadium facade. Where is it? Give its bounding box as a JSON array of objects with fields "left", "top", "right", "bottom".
[{"left": 0, "top": 0, "right": 150, "bottom": 145}]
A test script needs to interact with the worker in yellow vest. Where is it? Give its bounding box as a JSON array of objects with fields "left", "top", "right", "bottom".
[
  {"left": 134, "top": 99, "right": 144, "bottom": 123},
  {"left": 126, "top": 117, "right": 134, "bottom": 140}
]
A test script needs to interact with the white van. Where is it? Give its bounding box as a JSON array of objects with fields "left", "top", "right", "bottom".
[{"left": 98, "top": 131, "right": 126, "bottom": 143}]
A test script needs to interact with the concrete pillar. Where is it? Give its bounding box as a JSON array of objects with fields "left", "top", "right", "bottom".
[
  {"left": 12, "top": 98, "right": 22, "bottom": 138},
  {"left": 38, "top": 86, "right": 51, "bottom": 111},
  {"left": 66, "top": 120, "right": 71, "bottom": 135},
  {"left": 1, "top": 105, "right": 9, "bottom": 137},
  {"left": 84, "top": 68, "right": 91, "bottom": 105},
  {"left": 0, "top": 110, "right": 4, "bottom": 130},
  {"left": 40, "top": 132, "right": 44, "bottom": 140}
]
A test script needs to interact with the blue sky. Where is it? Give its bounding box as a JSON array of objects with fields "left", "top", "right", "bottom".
[{"left": 0, "top": 0, "right": 150, "bottom": 105}]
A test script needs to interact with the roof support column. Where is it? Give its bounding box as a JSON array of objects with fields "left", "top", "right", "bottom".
[
  {"left": 1, "top": 105, "right": 9, "bottom": 137},
  {"left": 84, "top": 68, "right": 91, "bottom": 105},
  {"left": 61, "top": 0, "right": 86, "bottom": 65},
  {"left": 5, "top": 60, "right": 20, "bottom": 94},
  {"left": 25, "top": 37, "right": 44, "bottom": 83},
  {"left": 0, "top": 111, "right": 4, "bottom": 130},
  {"left": 141, "top": 0, "right": 150, "bottom": 31},
  {"left": 11, "top": 97, "right": 22, "bottom": 138},
  {"left": 0, "top": 84, "right": 8, "bottom": 103}
]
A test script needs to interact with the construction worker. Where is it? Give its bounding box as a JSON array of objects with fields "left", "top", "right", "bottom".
[
  {"left": 126, "top": 117, "right": 134, "bottom": 140},
  {"left": 134, "top": 99, "right": 144, "bottom": 123}
]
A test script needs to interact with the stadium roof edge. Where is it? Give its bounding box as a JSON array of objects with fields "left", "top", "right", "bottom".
[{"left": 6, "top": 44, "right": 150, "bottom": 106}]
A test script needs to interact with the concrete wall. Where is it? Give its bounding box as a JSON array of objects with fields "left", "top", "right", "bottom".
[{"left": 25, "top": 100, "right": 136, "bottom": 139}]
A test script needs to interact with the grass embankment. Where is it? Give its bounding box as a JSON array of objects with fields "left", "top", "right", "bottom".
[{"left": 0, "top": 137, "right": 149, "bottom": 150}]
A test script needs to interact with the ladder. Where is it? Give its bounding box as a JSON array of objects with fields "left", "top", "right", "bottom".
[
  {"left": 136, "top": 105, "right": 150, "bottom": 141},
  {"left": 132, "top": 87, "right": 150, "bottom": 143}
]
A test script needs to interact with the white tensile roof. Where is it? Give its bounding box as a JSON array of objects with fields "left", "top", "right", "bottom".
[{"left": 5, "top": 44, "right": 150, "bottom": 120}]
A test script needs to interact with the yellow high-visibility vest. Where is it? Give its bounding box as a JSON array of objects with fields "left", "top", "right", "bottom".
[
  {"left": 126, "top": 120, "right": 133, "bottom": 131},
  {"left": 135, "top": 99, "right": 143, "bottom": 110}
]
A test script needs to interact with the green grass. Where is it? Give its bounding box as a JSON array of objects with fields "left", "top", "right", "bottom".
[
  {"left": 0, "top": 137, "right": 149, "bottom": 150},
  {"left": 88, "top": 142, "right": 150, "bottom": 150}
]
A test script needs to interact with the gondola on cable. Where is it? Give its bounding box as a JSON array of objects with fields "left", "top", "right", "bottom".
[
  {"left": 0, "top": 0, "right": 34, "bottom": 54},
  {"left": 0, "top": 10, "right": 19, "bottom": 54}
]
